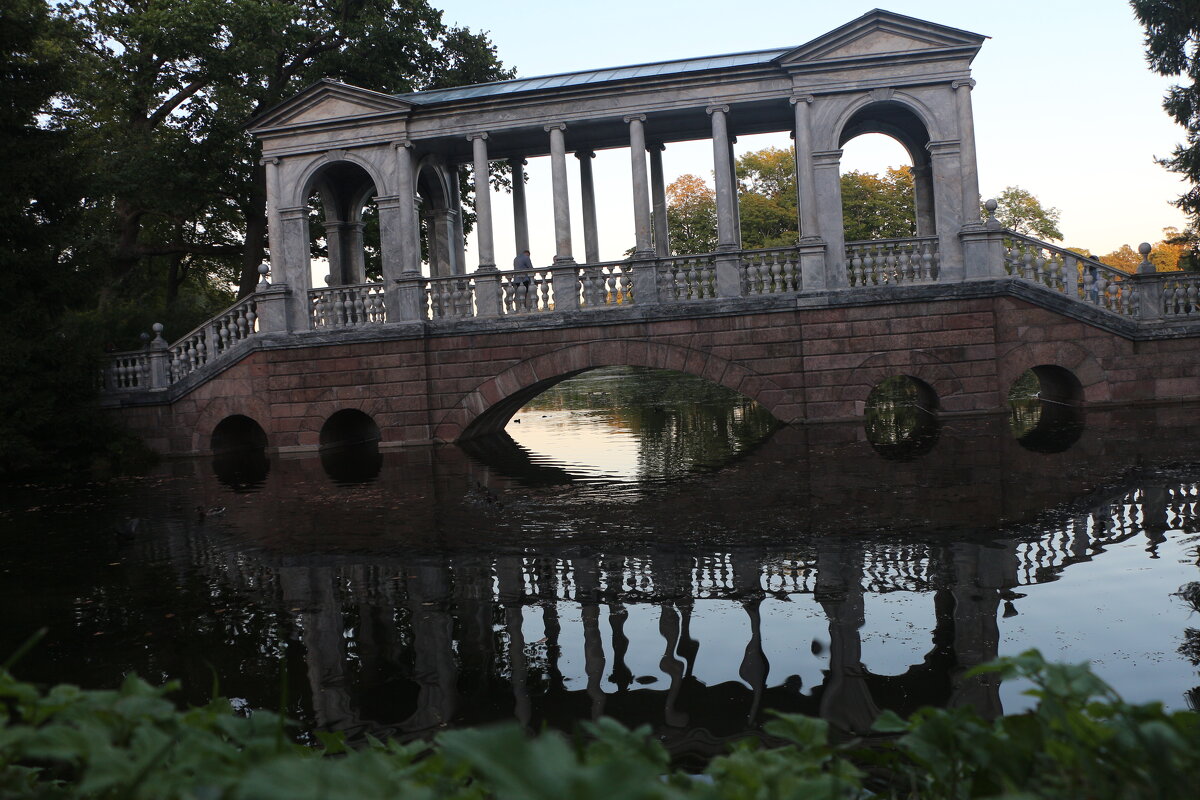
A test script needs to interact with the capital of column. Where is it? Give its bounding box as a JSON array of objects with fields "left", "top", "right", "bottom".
[
  {"left": 507, "top": 157, "right": 527, "bottom": 166},
  {"left": 811, "top": 149, "right": 843, "bottom": 168},
  {"left": 279, "top": 206, "right": 308, "bottom": 221},
  {"left": 544, "top": 122, "right": 567, "bottom": 132},
  {"left": 466, "top": 132, "right": 488, "bottom": 142},
  {"left": 391, "top": 139, "right": 414, "bottom": 151},
  {"left": 952, "top": 78, "right": 977, "bottom": 91},
  {"left": 623, "top": 113, "right": 646, "bottom": 124},
  {"left": 575, "top": 149, "right": 596, "bottom": 160},
  {"left": 259, "top": 156, "right": 280, "bottom": 166},
  {"left": 705, "top": 103, "right": 730, "bottom": 115},
  {"left": 647, "top": 141, "right": 666, "bottom": 152},
  {"left": 926, "top": 140, "right": 962, "bottom": 157},
  {"left": 789, "top": 93, "right": 814, "bottom": 105}
]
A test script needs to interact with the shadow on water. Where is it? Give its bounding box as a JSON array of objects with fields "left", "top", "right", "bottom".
[{"left": 4, "top": 367, "right": 1200, "bottom": 763}]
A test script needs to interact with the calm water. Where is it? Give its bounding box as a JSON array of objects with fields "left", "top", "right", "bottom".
[{"left": 2, "top": 367, "right": 1199, "bottom": 762}]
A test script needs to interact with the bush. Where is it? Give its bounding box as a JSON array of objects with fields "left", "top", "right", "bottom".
[{"left": 1, "top": 650, "right": 1197, "bottom": 799}]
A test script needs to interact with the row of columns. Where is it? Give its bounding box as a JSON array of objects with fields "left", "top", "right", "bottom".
[{"left": 269, "top": 83, "right": 981, "bottom": 324}]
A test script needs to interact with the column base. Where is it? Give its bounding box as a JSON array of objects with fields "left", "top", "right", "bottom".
[{"left": 552, "top": 256, "right": 577, "bottom": 266}]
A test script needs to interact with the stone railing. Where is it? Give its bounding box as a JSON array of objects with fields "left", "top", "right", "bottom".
[
  {"left": 740, "top": 247, "right": 801, "bottom": 295},
  {"left": 1001, "top": 233, "right": 1137, "bottom": 317},
  {"left": 103, "top": 351, "right": 151, "bottom": 391},
  {"left": 657, "top": 254, "right": 718, "bottom": 301},
  {"left": 308, "top": 283, "right": 387, "bottom": 327},
  {"left": 500, "top": 269, "right": 554, "bottom": 314},
  {"left": 845, "top": 237, "right": 939, "bottom": 287},
  {"left": 102, "top": 266, "right": 288, "bottom": 393},
  {"left": 579, "top": 261, "right": 633, "bottom": 308},
  {"left": 425, "top": 275, "right": 476, "bottom": 319},
  {"left": 1138, "top": 270, "right": 1200, "bottom": 322}
]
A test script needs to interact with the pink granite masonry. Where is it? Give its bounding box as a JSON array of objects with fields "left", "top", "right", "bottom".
[{"left": 111, "top": 296, "right": 1200, "bottom": 455}]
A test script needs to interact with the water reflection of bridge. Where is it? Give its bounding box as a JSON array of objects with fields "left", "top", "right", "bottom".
[{"left": 133, "top": 421, "right": 1200, "bottom": 758}]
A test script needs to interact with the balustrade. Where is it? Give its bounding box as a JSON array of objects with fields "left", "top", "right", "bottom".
[
  {"left": 578, "top": 262, "right": 633, "bottom": 308},
  {"left": 211, "top": 297, "right": 259, "bottom": 355},
  {"left": 740, "top": 248, "right": 801, "bottom": 295},
  {"left": 845, "top": 237, "right": 939, "bottom": 287},
  {"left": 657, "top": 254, "right": 717, "bottom": 301},
  {"left": 168, "top": 329, "right": 210, "bottom": 383},
  {"left": 425, "top": 276, "right": 477, "bottom": 320},
  {"left": 500, "top": 269, "right": 554, "bottom": 314},
  {"left": 105, "top": 352, "right": 150, "bottom": 390},
  {"left": 1154, "top": 273, "right": 1200, "bottom": 318},
  {"left": 308, "top": 283, "right": 387, "bottom": 327},
  {"left": 1002, "top": 234, "right": 1136, "bottom": 317}
]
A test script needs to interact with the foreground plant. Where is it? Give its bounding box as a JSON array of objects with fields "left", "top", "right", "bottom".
[{"left": 0, "top": 650, "right": 1196, "bottom": 799}]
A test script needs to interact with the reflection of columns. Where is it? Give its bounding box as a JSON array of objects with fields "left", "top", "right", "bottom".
[
  {"left": 812, "top": 149, "right": 848, "bottom": 288},
  {"left": 575, "top": 557, "right": 607, "bottom": 718},
  {"left": 626, "top": 115, "right": 654, "bottom": 257},
  {"left": 447, "top": 165, "right": 467, "bottom": 275},
  {"left": 658, "top": 603, "right": 689, "bottom": 727},
  {"left": 279, "top": 567, "right": 357, "bottom": 733},
  {"left": 739, "top": 598, "right": 769, "bottom": 724},
  {"left": 495, "top": 556, "right": 531, "bottom": 727},
  {"left": 707, "top": 104, "right": 739, "bottom": 251},
  {"left": 953, "top": 79, "right": 981, "bottom": 227},
  {"left": 468, "top": 133, "right": 496, "bottom": 271},
  {"left": 948, "top": 541, "right": 1009, "bottom": 719},
  {"left": 912, "top": 162, "right": 936, "bottom": 237},
  {"left": 403, "top": 561, "right": 457, "bottom": 733},
  {"left": 791, "top": 94, "right": 819, "bottom": 238},
  {"left": 576, "top": 150, "right": 599, "bottom": 263},
  {"left": 546, "top": 123, "right": 575, "bottom": 264},
  {"left": 649, "top": 143, "right": 670, "bottom": 256},
  {"left": 509, "top": 158, "right": 530, "bottom": 258},
  {"left": 927, "top": 140, "right": 964, "bottom": 279},
  {"left": 815, "top": 541, "right": 878, "bottom": 736}
]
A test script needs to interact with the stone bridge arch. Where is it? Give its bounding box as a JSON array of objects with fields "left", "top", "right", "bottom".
[
  {"left": 842, "top": 349, "right": 971, "bottom": 415},
  {"left": 997, "top": 340, "right": 1110, "bottom": 404},
  {"left": 433, "top": 339, "right": 802, "bottom": 442}
]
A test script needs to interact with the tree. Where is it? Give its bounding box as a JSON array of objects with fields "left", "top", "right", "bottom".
[
  {"left": 1099, "top": 229, "right": 1186, "bottom": 272},
  {"left": 987, "top": 186, "right": 1063, "bottom": 241},
  {"left": 841, "top": 167, "right": 915, "bottom": 242},
  {"left": 665, "top": 174, "right": 718, "bottom": 255},
  {"left": 54, "top": 0, "right": 512, "bottom": 324}
]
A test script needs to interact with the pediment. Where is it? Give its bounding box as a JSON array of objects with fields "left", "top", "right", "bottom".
[
  {"left": 248, "top": 80, "right": 414, "bottom": 133},
  {"left": 775, "top": 9, "right": 986, "bottom": 66}
]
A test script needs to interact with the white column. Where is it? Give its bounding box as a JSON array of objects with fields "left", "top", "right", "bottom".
[
  {"left": 953, "top": 79, "right": 982, "bottom": 227},
  {"left": 387, "top": 141, "right": 420, "bottom": 275},
  {"left": 707, "top": 104, "right": 738, "bottom": 251},
  {"left": 447, "top": 164, "right": 467, "bottom": 275},
  {"left": 812, "top": 149, "right": 848, "bottom": 288},
  {"left": 927, "top": 140, "right": 965, "bottom": 280},
  {"left": 509, "top": 157, "right": 530, "bottom": 257},
  {"left": 649, "top": 143, "right": 670, "bottom": 256},
  {"left": 626, "top": 114, "right": 654, "bottom": 257},
  {"left": 576, "top": 150, "right": 599, "bottom": 264},
  {"left": 468, "top": 133, "right": 496, "bottom": 271},
  {"left": 546, "top": 123, "right": 574, "bottom": 264},
  {"left": 790, "top": 94, "right": 820, "bottom": 239}
]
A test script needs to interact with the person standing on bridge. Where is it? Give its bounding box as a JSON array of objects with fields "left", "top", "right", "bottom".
[{"left": 513, "top": 249, "right": 533, "bottom": 270}]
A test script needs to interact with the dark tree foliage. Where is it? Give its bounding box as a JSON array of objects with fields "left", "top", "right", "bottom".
[
  {"left": 1131, "top": 0, "right": 1200, "bottom": 267},
  {"left": 0, "top": 1, "right": 512, "bottom": 477}
]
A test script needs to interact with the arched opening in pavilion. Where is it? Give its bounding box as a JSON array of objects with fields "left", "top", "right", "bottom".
[{"left": 304, "top": 160, "right": 382, "bottom": 288}]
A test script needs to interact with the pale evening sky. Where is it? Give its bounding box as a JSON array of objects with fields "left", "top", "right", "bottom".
[{"left": 415, "top": 0, "right": 1189, "bottom": 270}]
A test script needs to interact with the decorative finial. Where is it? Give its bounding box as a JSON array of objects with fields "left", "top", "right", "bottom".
[
  {"left": 151, "top": 323, "right": 165, "bottom": 344},
  {"left": 1137, "top": 242, "right": 1155, "bottom": 274},
  {"left": 984, "top": 198, "right": 1000, "bottom": 230},
  {"left": 139, "top": 332, "right": 150, "bottom": 347},
  {"left": 324, "top": 274, "right": 333, "bottom": 286},
  {"left": 257, "top": 262, "right": 270, "bottom": 286}
]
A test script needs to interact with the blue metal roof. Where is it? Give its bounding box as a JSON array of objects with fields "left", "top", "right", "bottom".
[{"left": 395, "top": 47, "right": 791, "bottom": 105}]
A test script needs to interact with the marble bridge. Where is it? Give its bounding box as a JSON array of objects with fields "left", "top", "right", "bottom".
[{"left": 100, "top": 9, "right": 1200, "bottom": 455}]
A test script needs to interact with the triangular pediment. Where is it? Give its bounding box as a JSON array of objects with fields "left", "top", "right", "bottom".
[
  {"left": 248, "top": 79, "right": 414, "bottom": 133},
  {"left": 775, "top": 9, "right": 986, "bottom": 66}
]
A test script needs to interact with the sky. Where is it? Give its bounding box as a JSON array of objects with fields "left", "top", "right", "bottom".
[{"left": 408, "top": 0, "right": 1189, "bottom": 271}]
